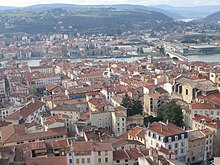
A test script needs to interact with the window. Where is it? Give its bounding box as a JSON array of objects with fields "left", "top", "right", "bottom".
[
  {"left": 181, "top": 142, "right": 185, "bottom": 146},
  {"left": 181, "top": 134, "right": 185, "bottom": 139},
  {"left": 181, "top": 148, "right": 185, "bottom": 154},
  {"left": 116, "top": 160, "right": 120, "bottom": 163},
  {"left": 168, "top": 145, "right": 172, "bottom": 150},
  {"left": 87, "top": 158, "right": 90, "bottom": 163},
  {"left": 105, "top": 158, "right": 108, "bottom": 163},
  {"left": 150, "top": 132, "right": 153, "bottom": 138},
  {"left": 98, "top": 151, "right": 101, "bottom": 156},
  {"left": 211, "top": 111, "right": 214, "bottom": 115},
  {"left": 98, "top": 158, "right": 101, "bottom": 163},
  {"left": 82, "top": 158, "right": 85, "bottom": 164},
  {"left": 69, "top": 159, "right": 72, "bottom": 164},
  {"left": 156, "top": 135, "right": 159, "bottom": 140},
  {"left": 168, "top": 137, "right": 172, "bottom": 142},
  {"left": 105, "top": 151, "right": 108, "bottom": 155},
  {"left": 76, "top": 159, "right": 79, "bottom": 164},
  {"left": 186, "top": 89, "right": 188, "bottom": 95},
  {"left": 175, "top": 150, "right": 178, "bottom": 154},
  {"left": 175, "top": 143, "right": 178, "bottom": 148},
  {"left": 175, "top": 136, "right": 178, "bottom": 141},
  {"left": 217, "top": 111, "right": 220, "bottom": 115},
  {"left": 125, "top": 159, "right": 128, "bottom": 162}
]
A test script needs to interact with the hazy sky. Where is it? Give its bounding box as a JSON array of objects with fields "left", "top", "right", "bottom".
[{"left": 0, "top": 0, "right": 220, "bottom": 7}]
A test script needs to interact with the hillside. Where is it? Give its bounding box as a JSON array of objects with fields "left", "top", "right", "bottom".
[
  {"left": 152, "top": 5, "right": 220, "bottom": 19},
  {"left": 204, "top": 11, "right": 220, "bottom": 22},
  {"left": 0, "top": 8, "right": 173, "bottom": 34}
]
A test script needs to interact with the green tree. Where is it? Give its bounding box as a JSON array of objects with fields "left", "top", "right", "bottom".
[
  {"left": 121, "top": 93, "right": 132, "bottom": 115},
  {"left": 61, "top": 45, "right": 69, "bottom": 57},
  {"left": 163, "top": 100, "right": 184, "bottom": 127},
  {"left": 121, "top": 94, "right": 143, "bottom": 116},
  {"left": 131, "top": 99, "right": 143, "bottom": 116}
]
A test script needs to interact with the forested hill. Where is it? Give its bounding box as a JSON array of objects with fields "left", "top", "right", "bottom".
[
  {"left": 204, "top": 11, "right": 220, "bottom": 22},
  {"left": 0, "top": 7, "right": 173, "bottom": 34}
]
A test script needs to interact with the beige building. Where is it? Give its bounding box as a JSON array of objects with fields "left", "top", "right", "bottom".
[
  {"left": 30, "top": 65, "right": 54, "bottom": 74},
  {"left": 127, "top": 114, "right": 144, "bottom": 129},
  {"left": 112, "top": 106, "right": 127, "bottom": 137},
  {"left": 187, "top": 128, "right": 213, "bottom": 164},
  {"left": 90, "top": 111, "right": 112, "bottom": 129},
  {"left": 146, "top": 122, "right": 188, "bottom": 163},
  {"left": 210, "top": 71, "right": 220, "bottom": 87},
  {"left": 173, "top": 76, "right": 218, "bottom": 103},
  {"left": 0, "top": 76, "right": 6, "bottom": 102},
  {"left": 192, "top": 114, "right": 218, "bottom": 157},
  {"left": 67, "top": 141, "right": 113, "bottom": 165},
  {"left": 143, "top": 92, "right": 167, "bottom": 117}
]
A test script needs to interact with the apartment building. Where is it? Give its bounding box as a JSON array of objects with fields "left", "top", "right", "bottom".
[
  {"left": 146, "top": 121, "right": 188, "bottom": 163},
  {"left": 112, "top": 106, "right": 127, "bottom": 137}
]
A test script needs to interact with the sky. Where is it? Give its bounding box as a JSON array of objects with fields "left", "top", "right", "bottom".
[{"left": 0, "top": 0, "right": 220, "bottom": 7}]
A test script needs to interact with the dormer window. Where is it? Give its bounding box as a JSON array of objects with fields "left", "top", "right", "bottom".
[
  {"left": 168, "top": 137, "right": 172, "bottom": 142},
  {"left": 156, "top": 135, "right": 159, "bottom": 140},
  {"left": 150, "top": 132, "right": 153, "bottom": 138},
  {"left": 181, "top": 134, "right": 185, "bottom": 139},
  {"left": 161, "top": 137, "right": 164, "bottom": 142},
  {"left": 175, "top": 136, "right": 178, "bottom": 141}
]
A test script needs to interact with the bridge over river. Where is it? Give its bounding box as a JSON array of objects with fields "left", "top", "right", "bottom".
[{"left": 165, "top": 51, "right": 189, "bottom": 62}]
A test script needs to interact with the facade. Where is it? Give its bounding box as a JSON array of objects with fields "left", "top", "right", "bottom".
[
  {"left": 90, "top": 111, "right": 112, "bottom": 129},
  {"left": 173, "top": 76, "right": 218, "bottom": 103},
  {"left": 187, "top": 129, "right": 213, "bottom": 164},
  {"left": 210, "top": 71, "right": 220, "bottom": 86},
  {"left": 5, "top": 99, "right": 45, "bottom": 124},
  {"left": 0, "top": 76, "right": 6, "bottom": 102},
  {"left": 67, "top": 142, "right": 113, "bottom": 165},
  {"left": 143, "top": 92, "right": 167, "bottom": 117},
  {"left": 30, "top": 65, "right": 54, "bottom": 74},
  {"left": 111, "top": 106, "right": 127, "bottom": 137},
  {"left": 146, "top": 121, "right": 188, "bottom": 163},
  {"left": 192, "top": 115, "right": 220, "bottom": 156}
]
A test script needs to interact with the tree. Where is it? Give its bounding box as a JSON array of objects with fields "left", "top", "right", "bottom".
[
  {"left": 61, "top": 45, "right": 69, "bottom": 57},
  {"left": 131, "top": 99, "right": 143, "bottom": 116},
  {"left": 121, "top": 94, "right": 143, "bottom": 116},
  {"left": 121, "top": 93, "right": 132, "bottom": 115},
  {"left": 163, "top": 100, "right": 184, "bottom": 127}
]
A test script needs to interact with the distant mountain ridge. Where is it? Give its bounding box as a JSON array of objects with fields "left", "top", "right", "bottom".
[
  {"left": 1, "top": 3, "right": 220, "bottom": 19},
  {"left": 151, "top": 4, "right": 220, "bottom": 19},
  {"left": 204, "top": 11, "right": 220, "bottom": 22},
  {"left": 0, "top": 7, "right": 173, "bottom": 34},
  {"left": 0, "top": 4, "right": 183, "bottom": 19}
]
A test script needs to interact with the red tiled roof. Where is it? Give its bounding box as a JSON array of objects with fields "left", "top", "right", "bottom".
[
  {"left": 129, "top": 126, "right": 144, "bottom": 137},
  {"left": 193, "top": 114, "right": 220, "bottom": 129},
  {"left": 113, "top": 150, "right": 130, "bottom": 160},
  {"left": 191, "top": 103, "right": 217, "bottom": 109},
  {"left": 147, "top": 122, "right": 185, "bottom": 136},
  {"left": 94, "top": 142, "right": 112, "bottom": 151},
  {"left": 20, "top": 100, "right": 45, "bottom": 118},
  {"left": 26, "top": 156, "right": 67, "bottom": 165},
  {"left": 71, "top": 141, "right": 93, "bottom": 152}
]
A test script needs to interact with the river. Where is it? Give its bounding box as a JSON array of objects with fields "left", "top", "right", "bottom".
[
  {"left": 187, "top": 54, "right": 220, "bottom": 63},
  {"left": 0, "top": 57, "right": 145, "bottom": 67},
  {"left": 0, "top": 54, "right": 220, "bottom": 67}
]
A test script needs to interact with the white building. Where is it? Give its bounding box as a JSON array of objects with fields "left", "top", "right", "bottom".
[
  {"left": 146, "top": 121, "right": 188, "bottom": 163},
  {"left": 112, "top": 106, "right": 127, "bottom": 137}
]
